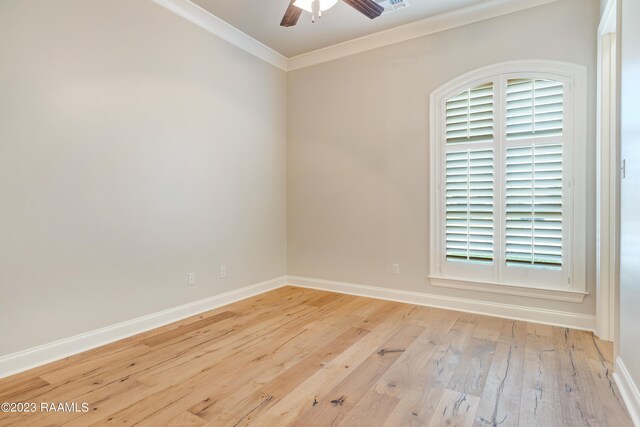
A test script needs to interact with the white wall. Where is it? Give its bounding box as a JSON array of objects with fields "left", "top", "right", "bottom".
[
  {"left": 0, "top": 0, "right": 287, "bottom": 356},
  {"left": 619, "top": 0, "right": 640, "bottom": 403},
  {"left": 287, "top": 0, "right": 598, "bottom": 315},
  {"left": 0, "top": 0, "right": 603, "bottom": 360}
]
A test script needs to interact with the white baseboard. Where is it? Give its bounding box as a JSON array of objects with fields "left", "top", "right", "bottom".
[
  {"left": 287, "top": 276, "right": 596, "bottom": 331},
  {"left": 614, "top": 357, "right": 640, "bottom": 426},
  {"left": 0, "top": 276, "right": 287, "bottom": 379},
  {"left": 1, "top": 274, "right": 596, "bottom": 380}
]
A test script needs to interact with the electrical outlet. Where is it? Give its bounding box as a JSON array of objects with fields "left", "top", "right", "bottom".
[
  {"left": 188, "top": 272, "right": 196, "bottom": 287},
  {"left": 220, "top": 266, "right": 227, "bottom": 279},
  {"left": 392, "top": 264, "right": 400, "bottom": 275}
]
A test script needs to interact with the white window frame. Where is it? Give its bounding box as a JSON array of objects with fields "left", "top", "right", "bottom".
[{"left": 429, "top": 60, "right": 588, "bottom": 302}]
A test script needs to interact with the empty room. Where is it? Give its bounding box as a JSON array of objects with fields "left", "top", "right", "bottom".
[{"left": 1, "top": 0, "right": 639, "bottom": 425}]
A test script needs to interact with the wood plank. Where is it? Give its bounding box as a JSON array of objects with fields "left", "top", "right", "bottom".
[
  {"left": 474, "top": 341, "right": 525, "bottom": 427},
  {"left": 256, "top": 304, "right": 417, "bottom": 426},
  {"left": 108, "top": 300, "right": 363, "bottom": 425},
  {"left": 586, "top": 357, "right": 633, "bottom": 426},
  {"left": 375, "top": 312, "right": 457, "bottom": 398},
  {"left": 139, "top": 311, "right": 236, "bottom": 347},
  {"left": 518, "top": 333, "right": 562, "bottom": 427},
  {"left": 447, "top": 338, "right": 496, "bottom": 397},
  {"left": 429, "top": 389, "right": 480, "bottom": 426},
  {"left": 379, "top": 315, "right": 479, "bottom": 426},
  {"left": 192, "top": 327, "right": 370, "bottom": 424},
  {"left": 526, "top": 322, "right": 555, "bottom": 338},
  {"left": 0, "top": 376, "right": 50, "bottom": 401},
  {"left": 293, "top": 323, "right": 424, "bottom": 426},
  {"left": 30, "top": 379, "right": 151, "bottom": 427},
  {"left": 166, "top": 411, "right": 209, "bottom": 427},
  {"left": 553, "top": 327, "right": 608, "bottom": 426},
  {"left": 337, "top": 390, "right": 399, "bottom": 427},
  {"left": 0, "top": 287, "right": 632, "bottom": 427},
  {"left": 472, "top": 315, "right": 504, "bottom": 342},
  {"left": 99, "top": 329, "right": 324, "bottom": 425}
]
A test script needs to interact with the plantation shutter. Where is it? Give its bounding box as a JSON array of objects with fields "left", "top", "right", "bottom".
[
  {"left": 445, "top": 149, "right": 494, "bottom": 262},
  {"left": 433, "top": 66, "right": 582, "bottom": 290},
  {"left": 505, "top": 145, "right": 563, "bottom": 267},
  {"left": 506, "top": 79, "right": 563, "bottom": 140},
  {"left": 444, "top": 83, "right": 494, "bottom": 263},
  {"left": 446, "top": 83, "right": 494, "bottom": 145},
  {"left": 504, "top": 79, "right": 564, "bottom": 268}
]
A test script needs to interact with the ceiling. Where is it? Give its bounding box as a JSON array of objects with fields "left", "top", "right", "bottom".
[{"left": 191, "top": 0, "right": 489, "bottom": 58}]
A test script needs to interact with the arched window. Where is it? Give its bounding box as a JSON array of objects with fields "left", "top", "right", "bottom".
[{"left": 429, "top": 61, "right": 587, "bottom": 300}]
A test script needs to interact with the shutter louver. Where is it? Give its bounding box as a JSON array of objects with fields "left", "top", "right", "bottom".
[
  {"left": 446, "top": 83, "right": 494, "bottom": 145},
  {"left": 505, "top": 144, "right": 563, "bottom": 268},
  {"left": 506, "top": 79, "right": 563, "bottom": 140},
  {"left": 446, "top": 149, "right": 494, "bottom": 263},
  {"left": 436, "top": 71, "right": 573, "bottom": 288}
]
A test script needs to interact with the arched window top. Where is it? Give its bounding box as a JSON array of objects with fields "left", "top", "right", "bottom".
[{"left": 433, "top": 60, "right": 585, "bottom": 103}]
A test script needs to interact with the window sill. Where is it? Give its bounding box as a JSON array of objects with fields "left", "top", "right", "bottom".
[{"left": 428, "top": 276, "right": 588, "bottom": 303}]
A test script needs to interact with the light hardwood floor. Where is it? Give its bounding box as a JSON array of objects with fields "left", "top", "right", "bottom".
[{"left": 0, "top": 286, "right": 632, "bottom": 426}]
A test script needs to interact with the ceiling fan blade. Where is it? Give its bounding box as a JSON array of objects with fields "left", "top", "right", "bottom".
[
  {"left": 343, "top": 0, "right": 384, "bottom": 19},
  {"left": 280, "top": 0, "right": 302, "bottom": 27}
]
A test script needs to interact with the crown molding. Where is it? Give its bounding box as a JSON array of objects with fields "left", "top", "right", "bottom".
[
  {"left": 287, "top": 0, "right": 560, "bottom": 70},
  {"left": 152, "top": 0, "right": 560, "bottom": 72},
  {"left": 151, "top": 0, "right": 289, "bottom": 71}
]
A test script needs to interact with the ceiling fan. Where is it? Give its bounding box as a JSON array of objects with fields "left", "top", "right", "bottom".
[{"left": 280, "top": 0, "right": 384, "bottom": 27}]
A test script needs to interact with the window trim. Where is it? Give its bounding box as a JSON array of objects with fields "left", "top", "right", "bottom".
[{"left": 429, "top": 60, "right": 588, "bottom": 301}]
